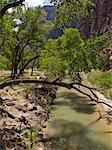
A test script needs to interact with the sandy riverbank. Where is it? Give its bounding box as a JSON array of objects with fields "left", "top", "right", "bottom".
[{"left": 96, "top": 91, "right": 112, "bottom": 130}]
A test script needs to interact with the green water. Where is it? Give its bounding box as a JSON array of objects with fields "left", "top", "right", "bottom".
[{"left": 45, "top": 87, "right": 112, "bottom": 150}]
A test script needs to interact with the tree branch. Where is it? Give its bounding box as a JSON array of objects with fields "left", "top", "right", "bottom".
[
  {"left": 0, "top": 0, "right": 24, "bottom": 18},
  {"left": 0, "top": 79, "right": 112, "bottom": 108},
  {"left": 0, "top": 39, "right": 5, "bottom": 49},
  {"left": 18, "top": 55, "right": 40, "bottom": 76}
]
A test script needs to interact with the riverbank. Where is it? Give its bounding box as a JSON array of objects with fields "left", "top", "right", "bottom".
[
  {"left": 87, "top": 70, "right": 112, "bottom": 99},
  {"left": 96, "top": 91, "right": 112, "bottom": 125},
  {"left": 0, "top": 83, "right": 56, "bottom": 149},
  {"left": 45, "top": 87, "right": 112, "bottom": 150},
  {"left": 84, "top": 73, "right": 112, "bottom": 125}
]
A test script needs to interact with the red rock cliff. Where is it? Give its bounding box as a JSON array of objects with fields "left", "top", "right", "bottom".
[
  {"left": 80, "top": 0, "right": 112, "bottom": 38},
  {"left": 91, "top": 0, "right": 112, "bottom": 36}
]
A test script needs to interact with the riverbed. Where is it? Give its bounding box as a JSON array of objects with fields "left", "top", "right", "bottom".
[{"left": 45, "top": 87, "right": 112, "bottom": 150}]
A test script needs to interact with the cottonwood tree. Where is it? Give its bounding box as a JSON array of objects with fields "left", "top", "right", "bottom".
[
  {"left": 0, "top": 28, "right": 110, "bottom": 109},
  {"left": 0, "top": 6, "right": 53, "bottom": 78},
  {"left": 40, "top": 28, "right": 107, "bottom": 81},
  {"left": 0, "top": 0, "right": 24, "bottom": 72},
  {"left": 0, "top": 0, "right": 111, "bottom": 118}
]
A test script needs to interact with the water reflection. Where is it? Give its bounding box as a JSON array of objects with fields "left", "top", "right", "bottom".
[
  {"left": 45, "top": 119, "right": 111, "bottom": 150},
  {"left": 45, "top": 89, "right": 112, "bottom": 150}
]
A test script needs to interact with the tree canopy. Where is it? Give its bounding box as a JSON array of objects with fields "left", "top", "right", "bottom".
[
  {"left": 0, "top": 0, "right": 111, "bottom": 108},
  {"left": 50, "top": 0, "right": 96, "bottom": 27},
  {"left": 0, "top": 4, "right": 53, "bottom": 77},
  {"left": 40, "top": 28, "right": 107, "bottom": 81}
]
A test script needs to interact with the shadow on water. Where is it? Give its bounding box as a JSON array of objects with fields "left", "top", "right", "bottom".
[
  {"left": 55, "top": 92, "right": 96, "bottom": 114},
  {"left": 45, "top": 119, "right": 111, "bottom": 150}
]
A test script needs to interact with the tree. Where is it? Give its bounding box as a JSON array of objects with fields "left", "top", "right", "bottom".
[
  {"left": 0, "top": 0, "right": 111, "bottom": 111},
  {"left": 40, "top": 28, "right": 107, "bottom": 81},
  {"left": 0, "top": 6, "right": 53, "bottom": 78}
]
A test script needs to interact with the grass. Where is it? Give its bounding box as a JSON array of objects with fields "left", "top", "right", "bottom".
[
  {"left": 0, "top": 70, "right": 11, "bottom": 82},
  {"left": 87, "top": 70, "right": 112, "bottom": 99},
  {"left": 22, "top": 127, "right": 41, "bottom": 150}
]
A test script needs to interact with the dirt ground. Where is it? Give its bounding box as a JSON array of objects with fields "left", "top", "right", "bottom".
[{"left": 0, "top": 82, "right": 56, "bottom": 150}]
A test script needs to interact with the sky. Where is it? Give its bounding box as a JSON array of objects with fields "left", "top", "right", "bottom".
[{"left": 25, "top": 0, "right": 52, "bottom": 7}]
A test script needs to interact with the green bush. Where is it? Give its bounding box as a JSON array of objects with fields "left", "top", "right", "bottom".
[
  {"left": 87, "top": 70, "right": 112, "bottom": 99},
  {"left": 88, "top": 71, "right": 112, "bottom": 89},
  {"left": 98, "top": 72, "right": 112, "bottom": 88},
  {"left": 22, "top": 127, "right": 41, "bottom": 149}
]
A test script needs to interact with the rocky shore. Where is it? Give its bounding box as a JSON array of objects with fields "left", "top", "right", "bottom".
[{"left": 0, "top": 83, "right": 56, "bottom": 150}]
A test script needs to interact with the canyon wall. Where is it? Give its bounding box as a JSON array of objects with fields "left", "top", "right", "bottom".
[
  {"left": 91, "top": 0, "right": 112, "bottom": 36},
  {"left": 44, "top": 0, "right": 112, "bottom": 39},
  {"left": 79, "top": 0, "right": 112, "bottom": 38}
]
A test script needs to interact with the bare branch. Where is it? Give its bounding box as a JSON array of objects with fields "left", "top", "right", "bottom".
[
  {"left": 18, "top": 55, "right": 40, "bottom": 76},
  {"left": 0, "top": 79, "right": 112, "bottom": 108},
  {"left": 0, "top": 0, "right": 24, "bottom": 18}
]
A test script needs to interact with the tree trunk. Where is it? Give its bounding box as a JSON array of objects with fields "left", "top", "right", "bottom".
[
  {"left": 31, "top": 60, "right": 36, "bottom": 76},
  {"left": 18, "top": 55, "right": 39, "bottom": 76},
  {"left": 11, "top": 61, "right": 18, "bottom": 79}
]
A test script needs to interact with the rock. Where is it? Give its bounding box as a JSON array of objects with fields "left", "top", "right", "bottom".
[
  {"left": 41, "top": 121, "right": 47, "bottom": 128},
  {"left": 16, "top": 105, "right": 26, "bottom": 113},
  {"left": 0, "top": 80, "right": 57, "bottom": 149},
  {"left": 109, "top": 56, "right": 112, "bottom": 69},
  {"left": 37, "top": 105, "right": 44, "bottom": 113},
  {"left": 19, "top": 116, "right": 28, "bottom": 125},
  {"left": 0, "top": 97, "right": 3, "bottom": 105},
  {"left": 27, "top": 104, "right": 37, "bottom": 111},
  {"left": 6, "top": 102, "right": 15, "bottom": 106},
  {"left": 91, "top": 0, "right": 112, "bottom": 35},
  {"left": 38, "top": 142, "right": 44, "bottom": 150}
]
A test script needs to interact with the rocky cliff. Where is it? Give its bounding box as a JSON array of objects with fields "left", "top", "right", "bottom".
[
  {"left": 43, "top": 6, "right": 56, "bottom": 21},
  {"left": 90, "top": 0, "right": 112, "bottom": 36},
  {"left": 77, "top": 0, "right": 112, "bottom": 38},
  {"left": 43, "top": 6, "right": 64, "bottom": 39},
  {"left": 44, "top": 0, "right": 112, "bottom": 39}
]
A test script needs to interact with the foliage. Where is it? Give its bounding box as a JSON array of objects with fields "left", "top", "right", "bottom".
[
  {"left": 0, "top": 0, "right": 7, "bottom": 6},
  {"left": 0, "top": 55, "right": 10, "bottom": 69},
  {"left": 83, "top": 34, "right": 108, "bottom": 70},
  {"left": 88, "top": 70, "right": 112, "bottom": 89},
  {"left": 87, "top": 70, "right": 112, "bottom": 99},
  {"left": 23, "top": 127, "right": 41, "bottom": 149},
  {"left": 0, "top": 6, "right": 53, "bottom": 77},
  {"left": 40, "top": 28, "right": 107, "bottom": 81},
  {"left": 23, "top": 127, "right": 40, "bottom": 141},
  {"left": 50, "top": 0, "right": 96, "bottom": 27},
  {"left": 0, "top": 0, "right": 109, "bottom": 82}
]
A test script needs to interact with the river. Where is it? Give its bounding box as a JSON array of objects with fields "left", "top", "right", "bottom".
[{"left": 45, "top": 87, "right": 112, "bottom": 150}]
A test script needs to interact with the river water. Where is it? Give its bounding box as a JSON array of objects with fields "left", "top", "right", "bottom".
[{"left": 45, "top": 87, "right": 112, "bottom": 150}]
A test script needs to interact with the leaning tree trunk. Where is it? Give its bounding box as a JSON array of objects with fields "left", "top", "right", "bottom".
[
  {"left": 18, "top": 55, "right": 39, "bottom": 76},
  {"left": 0, "top": 78, "right": 112, "bottom": 109}
]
